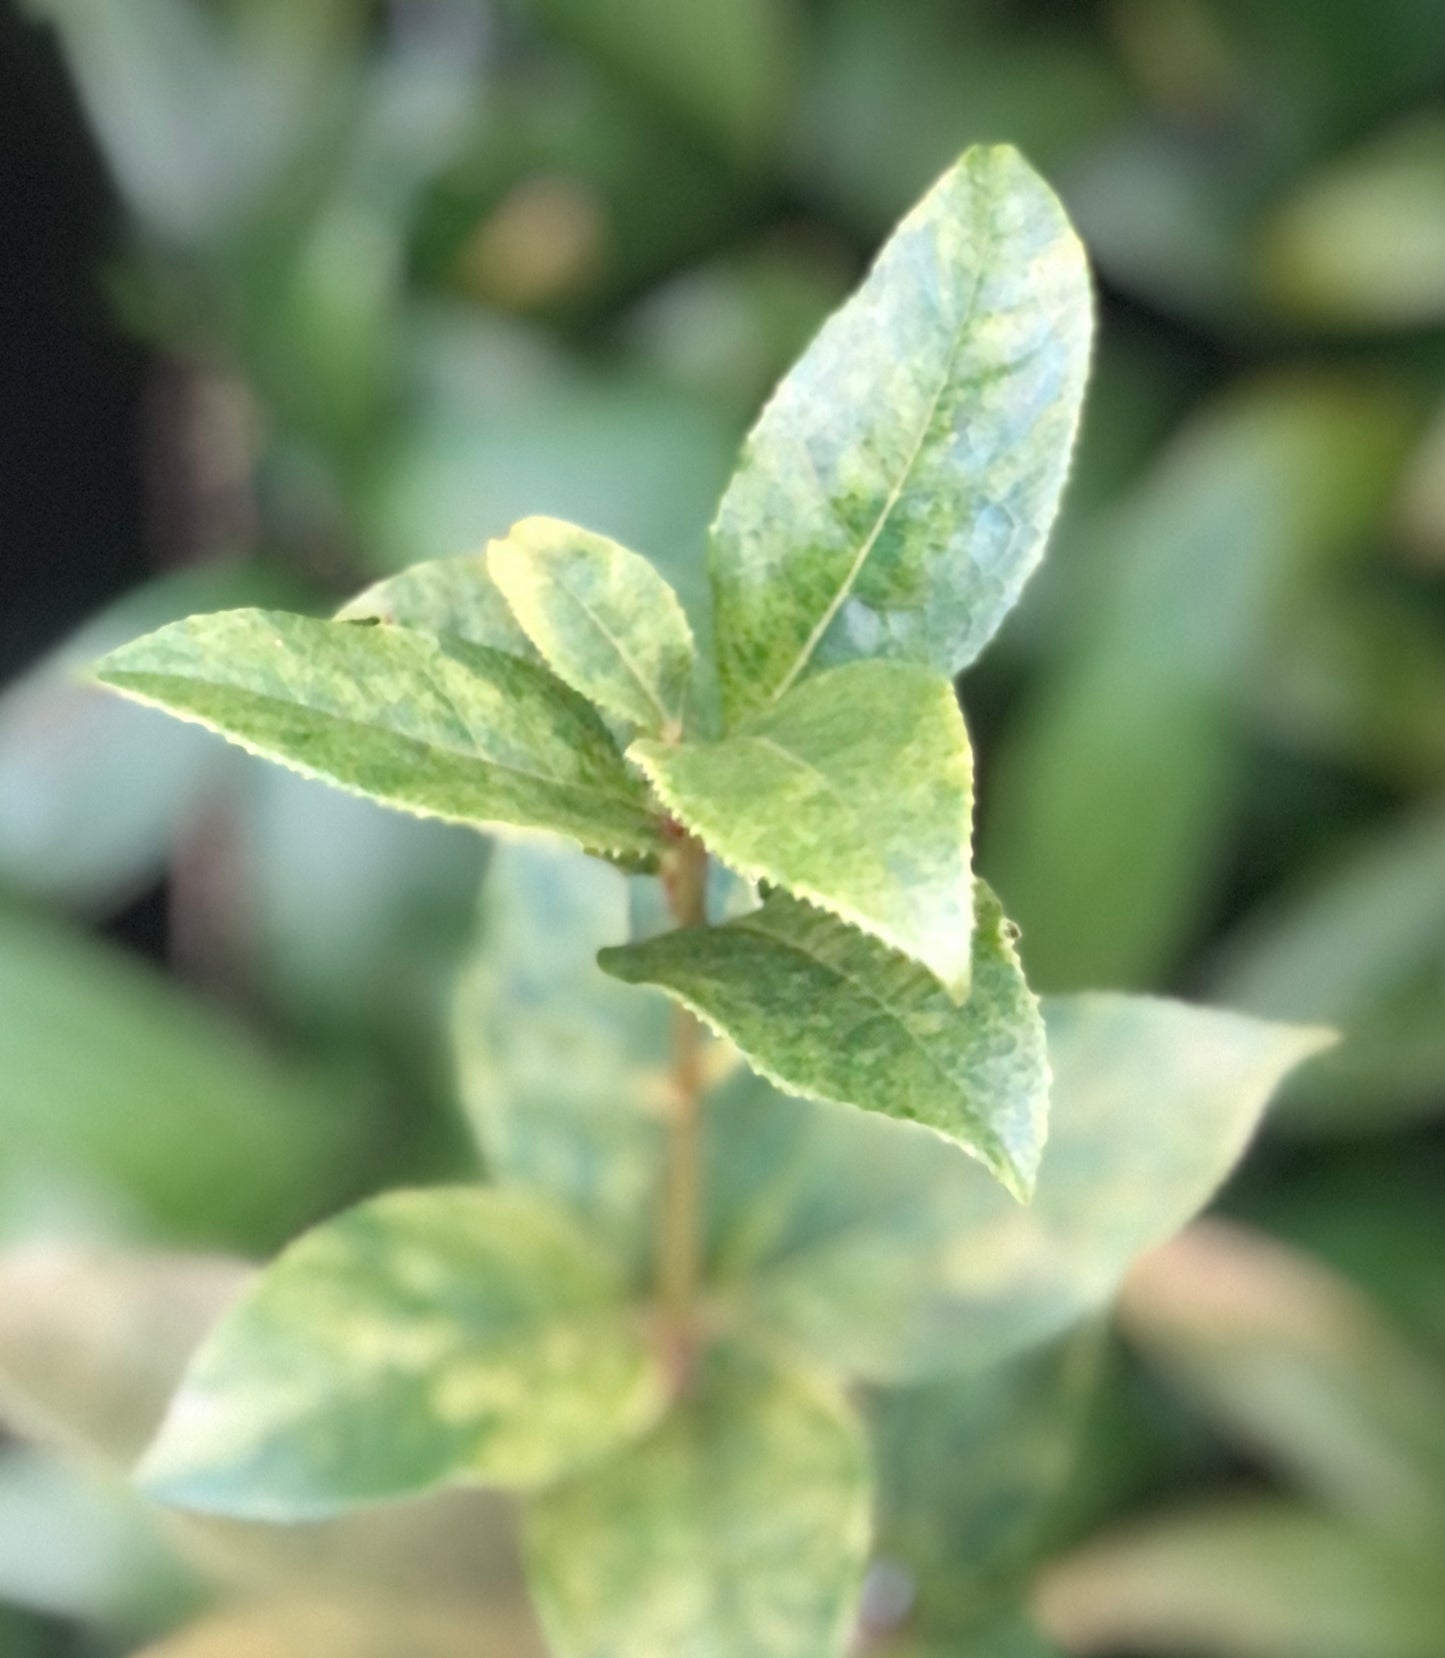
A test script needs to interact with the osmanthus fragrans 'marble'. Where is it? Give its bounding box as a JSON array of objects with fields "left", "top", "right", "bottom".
[{"left": 92, "top": 146, "right": 1332, "bottom": 1658}]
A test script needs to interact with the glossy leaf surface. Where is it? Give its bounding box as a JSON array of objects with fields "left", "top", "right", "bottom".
[
  {"left": 525, "top": 1346, "right": 869, "bottom": 1658},
  {"left": 630, "top": 660, "right": 975, "bottom": 991},
  {"left": 488, "top": 517, "right": 696, "bottom": 736},
  {"left": 138, "top": 1189, "right": 664, "bottom": 1518},
  {"left": 94, "top": 610, "right": 661, "bottom": 859},
  {"left": 602, "top": 884, "right": 1045, "bottom": 1197},
  {"left": 710, "top": 144, "right": 1091, "bottom": 721}
]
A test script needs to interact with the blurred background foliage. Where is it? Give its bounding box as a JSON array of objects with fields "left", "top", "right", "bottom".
[{"left": 0, "top": 0, "right": 1441, "bottom": 1653}]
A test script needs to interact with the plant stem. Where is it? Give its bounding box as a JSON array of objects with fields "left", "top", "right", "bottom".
[{"left": 657, "top": 823, "right": 708, "bottom": 1393}]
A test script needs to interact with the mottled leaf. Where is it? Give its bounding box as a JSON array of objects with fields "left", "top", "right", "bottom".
[
  {"left": 710, "top": 144, "right": 1091, "bottom": 722},
  {"left": 336, "top": 552, "right": 538, "bottom": 660},
  {"left": 453, "top": 841, "right": 668, "bottom": 1275},
  {"left": 93, "top": 610, "right": 661, "bottom": 859},
  {"left": 630, "top": 661, "right": 975, "bottom": 991},
  {"left": 701, "top": 995, "right": 1331, "bottom": 1381},
  {"left": 137, "top": 1189, "right": 665, "bottom": 1518},
  {"left": 487, "top": 517, "right": 696, "bottom": 736},
  {"left": 601, "top": 883, "right": 1045, "bottom": 1198},
  {"left": 525, "top": 1345, "right": 869, "bottom": 1658},
  {"left": 1035, "top": 1499, "right": 1445, "bottom": 1658}
]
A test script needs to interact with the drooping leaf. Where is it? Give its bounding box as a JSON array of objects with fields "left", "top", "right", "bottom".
[
  {"left": 336, "top": 553, "right": 539, "bottom": 660},
  {"left": 0, "top": 906, "right": 358, "bottom": 1252},
  {"left": 709, "top": 144, "right": 1092, "bottom": 722},
  {"left": 487, "top": 517, "right": 697, "bottom": 736},
  {"left": 601, "top": 883, "right": 1045, "bottom": 1198},
  {"left": 1035, "top": 1499, "right": 1445, "bottom": 1658},
  {"left": 700, "top": 995, "right": 1331, "bottom": 1382},
  {"left": 93, "top": 609, "right": 662, "bottom": 860},
  {"left": 1120, "top": 1223, "right": 1445, "bottom": 1542},
  {"left": 453, "top": 840, "right": 668, "bottom": 1275},
  {"left": 524, "top": 1345, "right": 870, "bottom": 1658},
  {"left": 137, "top": 1188, "right": 665, "bottom": 1518},
  {"left": 630, "top": 660, "right": 975, "bottom": 991}
]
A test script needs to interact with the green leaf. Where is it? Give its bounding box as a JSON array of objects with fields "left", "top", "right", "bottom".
[
  {"left": 601, "top": 883, "right": 1045, "bottom": 1198},
  {"left": 524, "top": 1345, "right": 869, "bottom": 1658},
  {"left": 1035, "top": 1499, "right": 1445, "bottom": 1658},
  {"left": 0, "top": 906, "right": 357, "bottom": 1252},
  {"left": 336, "top": 552, "right": 539, "bottom": 660},
  {"left": 631, "top": 660, "right": 975, "bottom": 991},
  {"left": 487, "top": 517, "right": 697, "bottom": 736},
  {"left": 703, "top": 995, "right": 1331, "bottom": 1381},
  {"left": 137, "top": 1189, "right": 665, "bottom": 1518},
  {"left": 1120, "top": 1223, "right": 1445, "bottom": 1542},
  {"left": 709, "top": 144, "right": 1092, "bottom": 723},
  {"left": 93, "top": 609, "right": 662, "bottom": 860},
  {"left": 869, "top": 1331, "right": 1105, "bottom": 1641},
  {"left": 453, "top": 841, "right": 668, "bottom": 1274}
]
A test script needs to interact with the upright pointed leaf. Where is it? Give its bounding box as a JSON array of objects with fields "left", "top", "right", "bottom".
[
  {"left": 701, "top": 996, "right": 1332, "bottom": 1382},
  {"left": 710, "top": 144, "right": 1092, "bottom": 721},
  {"left": 137, "top": 1189, "right": 666, "bottom": 1518},
  {"left": 601, "top": 884, "right": 1046, "bottom": 1198},
  {"left": 525, "top": 1346, "right": 869, "bottom": 1658},
  {"left": 93, "top": 610, "right": 661, "bottom": 859},
  {"left": 336, "top": 553, "right": 539, "bottom": 660},
  {"left": 631, "top": 661, "right": 976, "bottom": 993},
  {"left": 487, "top": 517, "right": 697, "bottom": 736}
]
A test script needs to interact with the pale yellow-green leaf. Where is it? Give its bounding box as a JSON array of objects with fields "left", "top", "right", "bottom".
[
  {"left": 525, "top": 1345, "right": 870, "bottom": 1658},
  {"left": 710, "top": 144, "right": 1092, "bottom": 722},
  {"left": 630, "top": 660, "right": 976, "bottom": 993},
  {"left": 336, "top": 551, "right": 539, "bottom": 659},
  {"left": 137, "top": 1189, "right": 665, "bottom": 1518},
  {"left": 487, "top": 517, "right": 697, "bottom": 736},
  {"left": 93, "top": 609, "right": 661, "bottom": 859}
]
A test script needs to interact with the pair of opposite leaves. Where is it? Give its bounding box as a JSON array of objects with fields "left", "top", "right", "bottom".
[{"left": 95, "top": 145, "right": 1093, "bottom": 1201}]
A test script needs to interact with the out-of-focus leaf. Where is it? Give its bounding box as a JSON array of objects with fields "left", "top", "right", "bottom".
[
  {"left": 94, "top": 610, "right": 662, "bottom": 860},
  {"left": 630, "top": 663, "right": 977, "bottom": 992},
  {"left": 0, "top": 1447, "right": 194, "bottom": 1629},
  {"left": 487, "top": 518, "right": 696, "bottom": 736},
  {"left": 337, "top": 552, "right": 538, "bottom": 660},
  {"left": 133, "top": 1597, "right": 546, "bottom": 1658},
  {"left": 1257, "top": 116, "right": 1445, "bottom": 328},
  {"left": 524, "top": 0, "right": 798, "bottom": 167},
  {"left": 453, "top": 840, "right": 668, "bottom": 1275},
  {"left": 710, "top": 145, "right": 1091, "bottom": 722},
  {"left": 524, "top": 1345, "right": 869, "bottom": 1658},
  {"left": 1120, "top": 1222, "right": 1445, "bottom": 1540},
  {"left": 0, "top": 1245, "right": 531, "bottom": 1611},
  {"left": 987, "top": 379, "right": 1416, "bottom": 990},
  {"left": 0, "top": 908, "right": 358, "bottom": 1249},
  {"left": 1252, "top": 589, "right": 1445, "bottom": 788},
  {"left": 869, "top": 1331, "right": 1104, "bottom": 1643},
  {"left": 797, "top": 0, "right": 1125, "bottom": 236},
  {"left": 1034, "top": 1498, "right": 1445, "bottom": 1658},
  {"left": 1208, "top": 804, "right": 1445, "bottom": 1131},
  {"left": 139, "top": 1188, "right": 665, "bottom": 1518},
  {"left": 704, "top": 995, "right": 1328, "bottom": 1382},
  {"left": 602, "top": 885, "right": 1048, "bottom": 1200},
  {"left": 0, "top": 564, "right": 305, "bottom": 911},
  {"left": 26, "top": 0, "right": 324, "bottom": 243}
]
